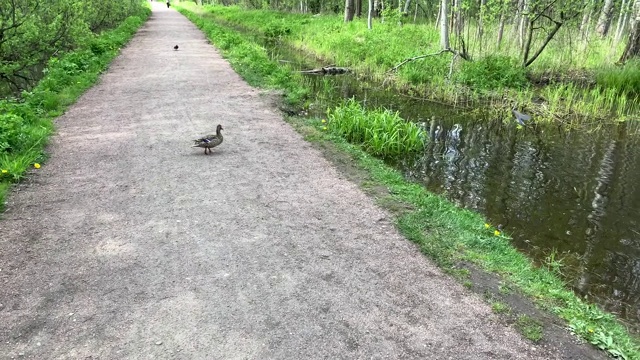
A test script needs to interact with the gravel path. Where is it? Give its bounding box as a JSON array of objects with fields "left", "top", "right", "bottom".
[{"left": 0, "top": 4, "right": 595, "bottom": 359}]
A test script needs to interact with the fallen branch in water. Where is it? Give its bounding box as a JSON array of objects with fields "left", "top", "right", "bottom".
[
  {"left": 388, "top": 49, "right": 451, "bottom": 72},
  {"left": 300, "top": 66, "right": 351, "bottom": 75},
  {"left": 389, "top": 48, "right": 469, "bottom": 75}
]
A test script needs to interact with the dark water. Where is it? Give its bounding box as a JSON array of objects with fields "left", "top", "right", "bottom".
[{"left": 266, "top": 39, "right": 640, "bottom": 330}]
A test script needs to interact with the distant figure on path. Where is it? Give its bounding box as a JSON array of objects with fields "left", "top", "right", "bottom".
[{"left": 167, "top": 1, "right": 170, "bottom": 8}]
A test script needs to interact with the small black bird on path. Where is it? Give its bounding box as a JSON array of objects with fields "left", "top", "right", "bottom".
[{"left": 174, "top": 45, "right": 179, "bottom": 51}]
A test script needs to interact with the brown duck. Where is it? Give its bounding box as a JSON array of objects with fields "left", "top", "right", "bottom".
[{"left": 193, "top": 124, "right": 223, "bottom": 155}]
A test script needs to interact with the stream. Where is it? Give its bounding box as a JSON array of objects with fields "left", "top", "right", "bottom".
[{"left": 265, "top": 38, "right": 640, "bottom": 331}]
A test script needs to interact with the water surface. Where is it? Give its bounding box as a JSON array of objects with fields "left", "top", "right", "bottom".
[{"left": 269, "top": 39, "right": 640, "bottom": 330}]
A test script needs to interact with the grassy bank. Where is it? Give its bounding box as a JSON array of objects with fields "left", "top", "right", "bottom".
[
  {"left": 178, "top": 4, "right": 640, "bottom": 359},
  {"left": 179, "top": 3, "right": 639, "bottom": 124},
  {"left": 0, "top": 7, "right": 151, "bottom": 211}
]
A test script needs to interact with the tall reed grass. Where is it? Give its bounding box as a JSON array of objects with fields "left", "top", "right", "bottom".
[{"left": 327, "top": 99, "right": 426, "bottom": 158}]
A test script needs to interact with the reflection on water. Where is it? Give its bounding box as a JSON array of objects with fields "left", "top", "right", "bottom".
[
  {"left": 398, "top": 119, "right": 640, "bottom": 330},
  {"left": 268, "top": 42, "right": 640, "bottom": 330}
]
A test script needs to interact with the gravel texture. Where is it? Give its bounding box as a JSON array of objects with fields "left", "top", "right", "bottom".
[{"left": 0, "top": 4, "right": 600, "bottom": 359}]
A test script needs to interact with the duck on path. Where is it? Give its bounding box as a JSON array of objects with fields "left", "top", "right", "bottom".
[{"left": 192, "top": 124, "right": 224, "bottom": 155}]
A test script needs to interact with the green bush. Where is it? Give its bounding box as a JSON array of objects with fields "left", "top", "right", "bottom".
[
  {"left": 262, "top": 21, "right": 292, "bottom": 40},
  {"left": 456, "top": 55, "right": 529, "bottom": 90}
]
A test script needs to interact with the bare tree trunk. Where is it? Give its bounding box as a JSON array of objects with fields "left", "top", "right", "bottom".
[
  {"left": 518, "top": 0, "right": 529, "bottom": 49},
  {"left": 497, "top": 12, "right": 505, "bottom": 49},
  {"left": 344, "top": 0, "right": 355, "bottom": 21},
  {"left": 435, "top": 0, "right": 441, "bottom": 30},
  {"left": 452, "top": 0, "right": 460, "bottom": 33},
  {"left": 596, "top": 0, "right": 616, "bottom": 37},
  {"left": 440, "top": 0, "right": 450, "bottom": 49},
  {"left": 580, "top": 7, "right": 593, "bottom": 40},
  {"left": 476, "top": 0, "right": 486, "bottom": 51},
  {"left": 368, "top": 0, "right": 374, "bottom": 28},
  {"left": 355, "top": 0, "right": 362, "bottom": 17},
  {"left": 414, "top": 1, "right": 419, "bottom": 22},
  {"left": 619, "top": 0, "right": 640, "bottom": 63},
  {"left": 403, "top": 0, "right": 411, "bottom": 13},
  {"left": 513, "top": 0, "right": 524, "bottom": 28},
  {"left": 615, "top": 0, "right": 630, "bottom": 44},
  {"left": 523, "top": 17, "right": 563, "bottom": 67}
]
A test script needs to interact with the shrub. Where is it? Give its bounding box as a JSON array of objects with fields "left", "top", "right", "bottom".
[{"left": 456, "top": 55, "right": 529, "bottom": 90}]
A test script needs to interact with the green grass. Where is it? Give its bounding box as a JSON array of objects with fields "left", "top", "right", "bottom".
[
  {"left": 596, "top": 60, "right": 640, "bottom": 96},
  {"left": 455, "top": 55, "right": 529, "bottom": 91},
  {"left": 516, "top": 315, "right": 544, "bottom": 342},
  {"left": 178, "top": 5, "right": 640, "bottom": 359},
  {"left": 491, "top": 301, "right": 511, "bottom": 315},
  {"left": 0, "top": 8, "right": 151, "bottom": 211},
  {"left": 326, "top": 99, "right": 426, "bottom": 158},
  {"left": 181, "top": 3, "right": 639, "bottom": 123}
]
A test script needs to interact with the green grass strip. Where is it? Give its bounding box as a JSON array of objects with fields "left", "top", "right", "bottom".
[
  {"left": 178, "top": 5, "right": 640, "bottom": 359},
  {"left": 0, "top": 7, "right": 151, "bottom": 211}
]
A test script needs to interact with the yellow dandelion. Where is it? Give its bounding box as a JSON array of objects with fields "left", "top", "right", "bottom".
[
  {"left": 588, "top": 328, "right": 594, "bottom": 333},
  {"left": 34, "top": 163, "right": 41, "bottom": 169},
  {"left": 494, "top": 230, "right": 501, "bottom": 236},
  {"left": 1, "top": 169, "right": 7, "bottom": 174},
  {"left": 322, "top": 126, "right": 328, "bottom": 130},
  {"left": 484, "top": 223, "right": 490, "bottom": 229},
  {"left": 321, "top": 119, "right": 326, "bottom": 123}
]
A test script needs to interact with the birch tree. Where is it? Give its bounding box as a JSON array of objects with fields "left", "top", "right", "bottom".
[
  {"left": 440, "top": 0, "right": 450, "bottom": 49},
  {"left": 596, "top": 0, "right": 616, "bottom": 36},
  {"left": 345, "top": 0, "right": 355, "bottom": 21},
  {"left": 619, "top": 0, "right": 640, "bottom": 62}
]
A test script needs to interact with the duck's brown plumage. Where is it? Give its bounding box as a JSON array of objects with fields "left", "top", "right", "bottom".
[{"left": 192, "top": 124, "right": 223, "bottom": 155}]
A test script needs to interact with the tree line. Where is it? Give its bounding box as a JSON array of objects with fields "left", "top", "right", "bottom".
[{"left": 191, "top": 0, "right": 640, "bottom": 67}]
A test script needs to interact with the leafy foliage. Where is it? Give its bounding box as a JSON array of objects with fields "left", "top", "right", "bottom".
[
  {"left": 455, "top": 55, "right": 529, "bottom": 90},
  {"left": 0, "top": 0, "right": 148, "bottom": 97},
  {"left": 0, "top": 8, "right": 150, "bottom": 209}
]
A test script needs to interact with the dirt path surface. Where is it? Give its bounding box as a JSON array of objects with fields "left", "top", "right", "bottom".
[{"left": 0, "top": 4, "right": 600, "bottom": 360}]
